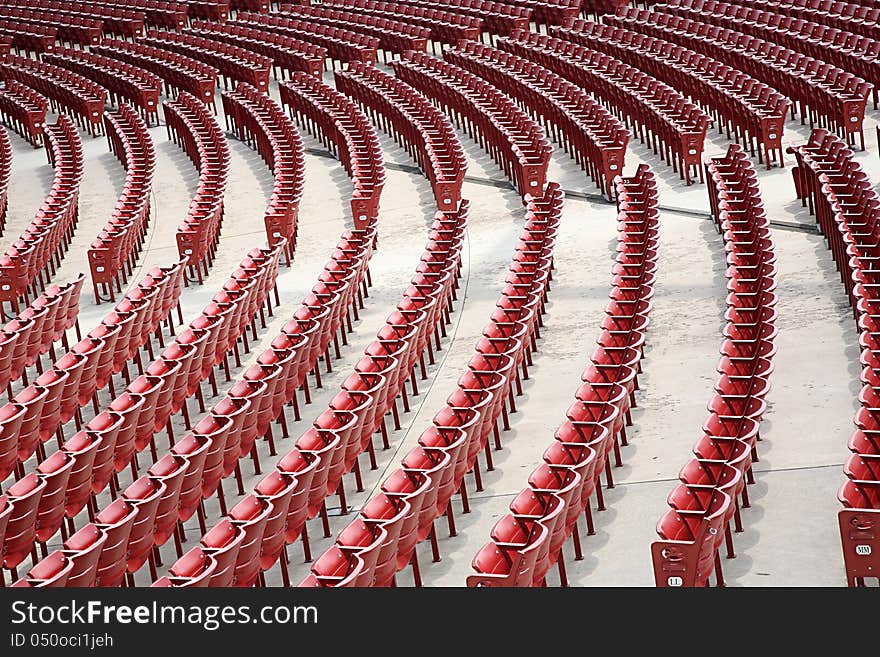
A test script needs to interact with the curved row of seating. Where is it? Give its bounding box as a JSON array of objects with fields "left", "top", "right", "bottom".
[
  {"left": 163, "top": 91, "right": 230, "bottom": 285},
  {"left": 185, "top": 20, "right": 326, "bottom": 79},
  {"left": 655, "top": 0, "right": 879, "bottom": 108},
  {"left": 443, "top": 40, "right": 629, "bottom": 200},
  {"left": 3, "top": 243, "right": 284, "bottom": 587},
  {"left": 347, "top": 0, "right": 530, "bottom": 37},
  {"left": 279, "top": 72, "right": 385, "bottom": 230},
  {"left": 499, "top": 31, "right": 710, "bottom": 185},
  {"left": 304, "top": 182, "right": 563, "bottom": 588},
  {"left": 556, "top": 19, "right": 791, "bottom": 170},
  {"left": 0, "top": 260, "right": 187, "bottom": 586},
  {"left": 0, "top": 116, "right": 83, "bottom": 320},
  {"left": 85, "top": 0, "right": 189, "bottom": 30},
  {"left": 335, "top": 63, "right": 466, "bottom": 213},
  {"left": 125, "top": 79, "right": 386, "bottom": 589},
  {"left": 0, "top": 8, "right": 103, "bottom": 47},
  {"left": 0, "top": 128, "right": 8, "bottom": 236},
  {"left": 221, "top": 83, "right": 305, "bottom": 267},
  {"left": 88, "top": 104, "right": 156, "bottom": 305},
  {"left": 468, "top": 165, "right": 658, "bottom": 588},
  {"left": 229, "top": 12, "right": 379, "bottom": 66},
  {"left": 504, "top": 0, "right": 580, "bottom": 28},
  {"left": 319, "top": 0, "right": 483, "bottom": 47},
  {"left": 94, "top": 39, "right": 217, "bottom": 111},
  {"left": 0, "top": 80, "right": 48, "bottom": 149},
  {"left": 0, "top": 55, "right": 107, "bottom": 137},
  {"left": 651, "top": 143, "right": 776, "bottom": 587},
  {"left": 0, "top": 275, "right": 83, "bottom": 397},
  {"left": 140, "top": 29, "right": 272, "bottom": 92},
  {"left": 785, "top": 130, "right": 880, "bottom": 587},
  {"left": 275, "top": 4, "right": 431, "bottom": 58},
  {"left": 689, "top": 0, "right": 880, "bottom": 44},
  {"left": 392, "top": 51, "right": 551, "bottom": 198},
  {"left": 0, "top": 0, "right": 146, "bottom": 38},
  {"left": 187, "top": 0, "right": 230, "bottom": 22},
  {"left": 607, "top": 8, "right": 872, "bottom": 151},
  {"left": 0, "top": 21, "right": 54, "bottom": 55},
  {"left": 153, "top": 67, "right": 463, "bottom": 588},
  {"left": 43, "top": 48, "right": 163, "bottom": 127}
]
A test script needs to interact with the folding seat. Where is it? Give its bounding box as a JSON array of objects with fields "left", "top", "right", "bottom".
[
  {"left": 380, "top": 468, "right": 431, "bottom": 585},
  {"left": 361, "top": 492, "right": 411, "bottom": 587},
  {"left": 147, "top": 453, "right": 188, "bottom": 552},
  {"left": 121, "top": 476, "right": 166, "bottom": 580},
  {"left": 254, "top": 470, "right": 296, "bottom": 584},
  {"left": 335, "top": 517, "right": 387, "bottom": 588},
  {"left": 108, "top": 392, "right": 146, "bottom": 476},
  {"left": 14, "top": 550, "right": 74, "bottom": 587},
  {"left": 62, "top": 523, "right": 107, "bottom": 588},
  {"left": 470, "top": 514, "right": 549, "bottom": 588},
  {"left": 229, "top": 494, "right": 273, "bottom": 587},
  {"left": 87, "top": 411, "right": 126, "bottom": 496},
  {"left": 14, "top": 385, "right": 49, "bottom": 463},
  {"left": 212, "top": 396, "right": 255, "bottom": 479},
  {"left": 162, "top": 546, "right": 217, "bottom": 587},
  {"left": 34, "top": 450, "right": 75, "bottom": 547},
  {"left": 2, "top": 473, "right": 46, "bottom": 577},
  {"left": 200, "top": 519, "right": 245, "bottom": 588},
  {"left": 299, "top": 548, "right": 364, "bottom": 587},
  {"left": 0, "top": 402, "right": 26, "bottom": 481},
  {"left": 275, "top": 448, "right": 319, "bottom": 561}
]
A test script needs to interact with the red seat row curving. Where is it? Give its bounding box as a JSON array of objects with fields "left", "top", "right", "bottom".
[
  {"left": 221, "top": 83, "right": 306, "bottom": 266},
  {"left": 499, "top": 30, "right": 710, "bottom": 185},
  {"left": 443, "top": 40, "right": 629, "bottom": 200},
  {"left": 163, "top": 91, "right": 230, "bottom": 285},
  {"left": 0, "top": 55, "right": 107, "bottom": 136},
  {"left": 88, "top": 104, "right": 157, "bottom": 304},
  {"left": 0, "top": 8, "right": 103, "bottom": 47},
  {"left": 0, "top": 80, "right": 49, "bottom": 148},
  {"left": 140, "top": 29, "right": 272, "bottom": 92},
  {"left": 42, "top": 47, "right": 163, "bottom": 126},
  {"left": 786, "top": 130, "right": 880, "bottom": 586},
  {"left": 335, "top": 62, "right": 466, "bottom": 212},
  {"left": 651, "top": 143, "right": 776, "bottom": 587},
  {"left": 606, "top": 7, "right": 872, "bottom": 151},
  {"left": 468, "top": 167, "right": 658, "bottom": 588},
  {"left": 0, "top": 0, "right": 146, "bottom": 38},
  {"left": 0, "top": 116, "right": 83, "bottom": 318},
  {"left": 0, "top": 21, "right": 55, "bottom": 55},
  {"left": 87, "top": 0, "right": 189, "bottom": 30},
  {"left": 392, "top": 50, "right": 552, "bottom": 199},
  {"left": 556, "top": 19, "right": 791, "bottom": 170},
  {"left": 185, "top": 20, "right": 326, "bottom": 80},
  {"left": 230, "top": 12, "right": 380, "bottom": 66}
]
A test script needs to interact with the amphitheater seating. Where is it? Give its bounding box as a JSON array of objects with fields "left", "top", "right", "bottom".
[
  {"left": 498, "top": 30, "right": 710, "bottom": 185},
  {"left": 88, "top": 104, "right": 156, "bottom": 304},
  {"left": 140, "top": 29, "right": 272, "bottom": 92},
  {"left": 607, "top": 7, "right": 872, "bottom": 150},
  {"left": 556, "top": 19, "right": 791, "bottom": 169},
  {"left": 94, "top": 39, "right": 218, "bottom": 110},
  {"left": 42, "top": 48, "right": 163, "bottom": 126},
  {"left": 785, "top": 130, "right": 880, "bottom": 586},
  {"left": 0, "top": 8, "right": 103, "bottom": 47},
  {"left": 229, "top": 12, "right": 380, "bottom": 66},
  {"left": 653, "top": 0, "right": 880, "bottom": 109},
  {"left": 0, "top": 21, "right": 56, "bottom": 55},
  {"left": 651, "top": 143, "right": 776, "bottom": 587},
  {"left": 0, "top": 55, "right": 108, "bottom": 137},
  {"left": 184, "top": 20, "right": 326, "bottom": 79},
  {"left": 0, "top": 1, "right": 145, "bottom": 39},
  {"left": 0, "top": 80, "right": 48, "bottom": 149},
  {"left": 0, "top": 116, "right": 83, "bottom": 320},
  {"left": 723, "top": 0, "right": 880, "bottom": 43},
  {"left": 87, "top": 0, "right": 189, "bottom": 30},
  {"left": 335, "top": 63, "right": 466, "bottom": 212},
  {"left": 162, "top": 91, "right": 230, "bottom": 284},
  {"left": 221, "top": 83, "right": 305, "bottom": 266},
  {"left": 274, "top": 4, "right": 431, "bottom": 58},
  {"left": 391, "top": 51, "right": 551, "bottom": 197},
  {"left": 442, "top": 40, "right": 629, "bottom": 199}
]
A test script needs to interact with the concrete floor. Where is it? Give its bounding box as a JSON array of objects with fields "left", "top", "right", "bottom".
[{"left": 2, "top": 48, "right": 878, "bottom": 588}]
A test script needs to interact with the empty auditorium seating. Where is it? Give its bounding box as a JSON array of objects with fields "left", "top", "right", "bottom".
[
  {"left": 162, "top": 91, "right": 230, "bottom": 284},
  {"left": 221, "top": 83, "right": 305, "bottom": 265},
  {"left": 229, "top": 12, "right": 380, "bottom": 66},
  {"left": 0, "top": 8, "right": 102, "bottom": 47},
  {"left": 391, "top": 51, "right": 552, "bottom": 198},
  {"left": 498, "top": 30, "right": 709, "bottom": 184},
  {"left": 0, "top": 0, "right": 145, "bottom": 39},
  {"left": 86, "top": 1, "right": 189, "bottom": 30},
  {"left": 651, "top": 144, "right": 776, "bottom": 587},
  {"left": 0, "top": 116, "right": 83, "bottom": 319},
  {"left": 335, "top": 63, "right": 466, "bottom": 212},
  {"left": 184, "top": 20, "right": 326, "bottom": 79},
  {"left": 443, "top": 40, "right": 629, "bottom": 199},
  {"left": 556, "top": 19, "right": 791, "bottom": 169},
  {"left": 94, "top": 39, "right": 218, "bottom": 110},
  {"left": 319, "top": 1, "right": 482, "bottom": 48},
  {"left": 274, "top": 4, "right": 431, "bottom": 58},
  {"left": 0, "top": 80, "right": 49, "bottom": 149},
  {"left": 0, "top": 20, "right": 56, "bottom": 55},
  {"left": 725, "top": 0, "right": 880, "bottom": 44},
  {"left": 42, "top": 48, "right": 162, "bottom": 126},
  {"left": 140, "top": 29, "right": 272, "bottom": 92},
  {"left": 786, "top": 130, "right": 880, "bottom": 586},
  {"left": 0, "top": 55, "right": 107, "bottom": 137},
  {"left": 88, "top": 104, "right": 156, "bottom": 303},
  {"left": 606, "top": 7, "right": 872, "bottom": 150}
]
